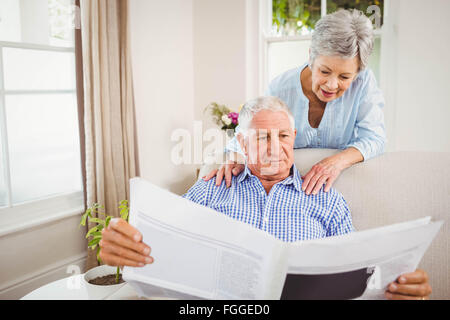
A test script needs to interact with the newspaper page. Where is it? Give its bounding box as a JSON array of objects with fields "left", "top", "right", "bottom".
[
  {"left": 285, "top": 218, "right": 443, "bottom": 299},
  {"left": 123, "top": 178, "right": 442, "bottom": 300},
  {"left": 122, "top": 178, "right": 289, "bottom": 300}
]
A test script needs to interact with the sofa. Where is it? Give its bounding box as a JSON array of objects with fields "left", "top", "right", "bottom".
[{"left": 198, "top": 149, "right": 450, "bottom": 299}]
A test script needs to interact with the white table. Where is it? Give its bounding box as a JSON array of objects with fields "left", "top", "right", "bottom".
[{"left": 21, "top": 274, "right": 147, "bottom": 300}]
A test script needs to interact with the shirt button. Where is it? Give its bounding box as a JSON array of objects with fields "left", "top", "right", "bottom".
[{"left": 264, "top": 217, "right": 269, "bottom": 223}]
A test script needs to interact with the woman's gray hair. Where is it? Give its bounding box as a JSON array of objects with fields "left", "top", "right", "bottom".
[
  {"left": 310, "top": 9, "right": 374, "bottom": 71},
  {"left": 238, "top": 96, "right": 295, "bottom": 135}
]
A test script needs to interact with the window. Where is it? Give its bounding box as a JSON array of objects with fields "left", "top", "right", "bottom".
[
  {"left": 0, "top": 0, "right": 83, "bottom": 231},
  {"left": 263, "top": 0, "right": 384, "bottom": 89}
]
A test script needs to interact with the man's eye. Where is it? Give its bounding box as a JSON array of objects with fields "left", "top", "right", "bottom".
[
  {"left": 321, "top": 70, "right": 329, "bottom": 74},
  {"left": 341, "top": 76, "right": 349, "bottom": 80},
  {"left": 280, "top": 134, "right": 289, "bottom": 138}
]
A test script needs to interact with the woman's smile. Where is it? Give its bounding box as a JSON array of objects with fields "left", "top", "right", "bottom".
[{"left": 320, "top": 88, "right": 337, "bottom": 98}]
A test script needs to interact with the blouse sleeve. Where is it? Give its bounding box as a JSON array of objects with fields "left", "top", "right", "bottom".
[
  {"left": 346, "top": 69, "right": 387, "bottom": 161},
  {"left": 224, "top": 134, "right": 244, "bottom": 154}
]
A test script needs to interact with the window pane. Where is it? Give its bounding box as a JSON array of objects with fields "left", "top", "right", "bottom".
[
  {"left": 3, "top": 48, "right": 76, "bottom": 91},
  {"left": 48, "top": 0, "right": 77, "bottom": 47},
  {"left": 272, "top": 0, "right": 322, "bottom": 36},
  {"left": 368, "top": 37, "right": 381, "bottom": 83},
  {"left": 5, "top": 94, "right": 82, "bottom": 204},
  {"left": 327, "top": 0, "right": 384, "bottom": 29},
  {"left": 268, "top": 40, "right": 311, "bottom": 83},
  {"left": 0, "top": 0, "right": 22, "bottom": 42},
  {"left": 0, "top": 0, "right": 75, "bottom": 47},
  {"left": 0, "top": 134, "right": 7, "bottom": 207}
]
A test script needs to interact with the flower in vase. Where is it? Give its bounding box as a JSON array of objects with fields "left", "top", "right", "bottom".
[
  {"left": 221, "top": 114, "right": 232, "bottom": 126},
  {"left": 228, "top": 112, "right": 239, "bottom": 125}
]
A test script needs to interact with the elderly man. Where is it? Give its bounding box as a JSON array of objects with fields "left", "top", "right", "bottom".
[{"left": 99, "top": 96, "right": 432, "bottom": 300}]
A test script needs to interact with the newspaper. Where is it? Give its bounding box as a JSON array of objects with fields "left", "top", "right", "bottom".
[{"left": 122, "top": 178, "right": 443, "bottom": 300}]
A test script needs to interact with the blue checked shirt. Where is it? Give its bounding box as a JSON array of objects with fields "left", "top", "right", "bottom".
[{"left": 183, "top": 164, "right": 354, "bottom": 242}]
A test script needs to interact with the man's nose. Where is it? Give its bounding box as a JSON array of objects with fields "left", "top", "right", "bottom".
[{"left": 266, "top": 137, "right": 281, "bottom": 157}]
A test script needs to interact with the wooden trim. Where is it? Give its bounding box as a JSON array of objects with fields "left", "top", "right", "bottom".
[{"left": 75, "top": 0, "right": 87, "bottom": 211}]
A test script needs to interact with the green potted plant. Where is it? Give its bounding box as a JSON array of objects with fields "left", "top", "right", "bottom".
[{"left": 79, "top": 200, "right": 129, "bottom": 298}]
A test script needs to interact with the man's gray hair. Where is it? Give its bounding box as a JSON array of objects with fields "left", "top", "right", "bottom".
[
  {"left": 238, "top": 96, "right": 295, "bottom": 135},
  {"left": 310, "top": 9, "right": 374, "bottom": 71}
]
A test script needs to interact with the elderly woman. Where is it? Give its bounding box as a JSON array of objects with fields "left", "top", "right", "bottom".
[{"left": 205, "top": 9, "right": 386, "bottom": 196}]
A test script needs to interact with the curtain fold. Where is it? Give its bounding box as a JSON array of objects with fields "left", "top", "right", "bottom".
[{"left": 80, "top": 0, "right": 139, "bottom": 271}]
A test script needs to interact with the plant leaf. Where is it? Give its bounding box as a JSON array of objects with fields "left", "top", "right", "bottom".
[
  {"left": 85, "top": 226, "right": 99, "bottom": 238},
  {"left": 88, "top": 238, "right": 101, "bottom": 247},
  {"left": 79, "top": 210, "right": 90, "bottom": 227},
  {"left": 96, "top": 246, "right": 102, "bottom": 264},
  {"left": 89, "top": 217, "right": 105, "bottom": 226},
  {"left": 105, "top": 216, "right": 112, "bottom": 227},
  {"left": 120, "top": 208, "right": 129, "bottom": 221}
]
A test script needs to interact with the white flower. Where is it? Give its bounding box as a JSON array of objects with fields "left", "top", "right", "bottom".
[{"left": 221, "top": 114, "right": 232, "bottom": 126}]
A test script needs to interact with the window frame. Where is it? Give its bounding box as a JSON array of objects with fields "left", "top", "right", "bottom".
[
  {"left": 0, "top": 40, "right": 84, "bottom": 235},
  {"left": 260, "top": 0, "right": 385, "bottom": 92}
]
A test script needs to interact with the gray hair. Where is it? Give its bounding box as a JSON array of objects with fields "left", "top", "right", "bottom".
[
  {"left": 310, "top": 9, "right": 374, "bottom": 71},
  {"left": 238, "top": 96, "right": 295, "bottom": 135}
]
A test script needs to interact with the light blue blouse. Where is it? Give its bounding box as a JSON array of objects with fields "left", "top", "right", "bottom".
[{"left": 226, "top": 62, "right": 386, "bottom": 161}]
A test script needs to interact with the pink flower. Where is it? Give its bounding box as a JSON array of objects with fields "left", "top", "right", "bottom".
[{"left": 228, "top": 112, "right": 239, "bottom": 125}]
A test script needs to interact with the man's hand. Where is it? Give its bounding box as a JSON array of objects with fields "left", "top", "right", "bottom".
[
  {"left": 385, "top": 269, "right": 432, "bottom": 300},
  {"left": 99, "top": 218, "right": 154, "bottom": 267}
]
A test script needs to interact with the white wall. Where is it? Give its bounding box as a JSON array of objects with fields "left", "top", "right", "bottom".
[
  {"left": 0, "top": 215, "right": 86, "bottom": 299},
  {"left": 129, "top": 0, "right": 197, "bottom": 195},
  {"left": 193, "top": 0, "right": 247, "bottom": 121},
  {"left": 381, "top": 0, "right": 450, "bottom": 152},
  {"left": 130, "top": 0, "right": 253, "bottom": 194}
]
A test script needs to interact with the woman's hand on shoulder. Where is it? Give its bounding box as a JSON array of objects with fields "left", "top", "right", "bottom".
[
  {"left": 202, "top": 160, "right": 245, "bottom": 188},
  {"left": 301, "top": 148, "right": 363, "bottom": 195},
  {"left": 301, "top": 155, "right": 345, "bottom": 195}
]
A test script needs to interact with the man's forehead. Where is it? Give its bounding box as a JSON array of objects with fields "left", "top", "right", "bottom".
[{"left": 250, "top": 109, "right": 292, "bottom": 131}]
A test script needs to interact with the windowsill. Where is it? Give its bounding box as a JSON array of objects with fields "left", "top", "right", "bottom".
[{"left": 0, "top": 191, "right": 84, "bottom": 237}]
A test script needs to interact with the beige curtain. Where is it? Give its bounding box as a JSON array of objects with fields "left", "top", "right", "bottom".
[{"left": 80, "top": 0, "right": 139, "bottom": 271}]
